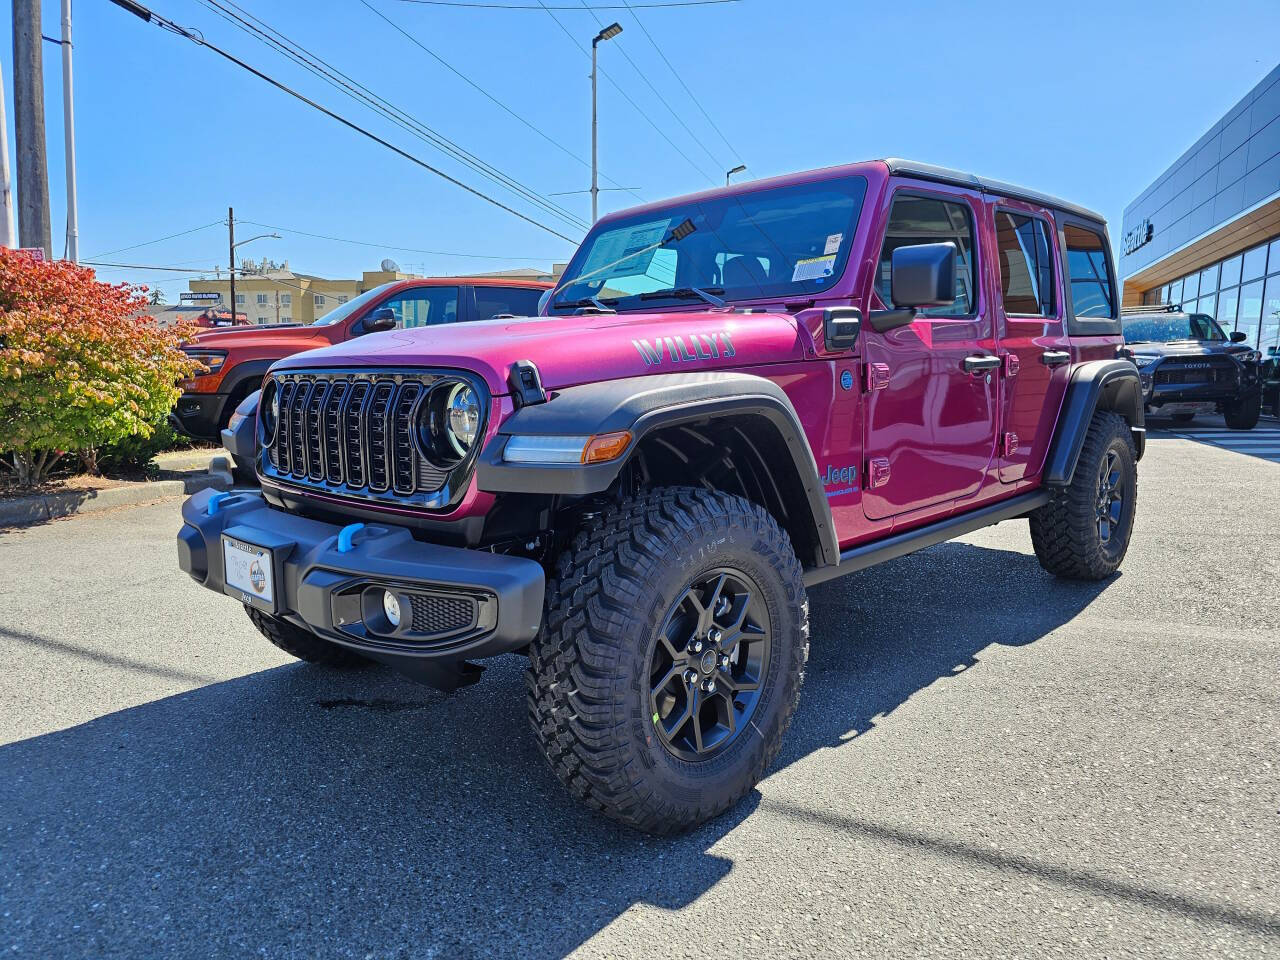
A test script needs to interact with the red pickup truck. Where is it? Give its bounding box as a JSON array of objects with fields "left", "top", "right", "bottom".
[{"left": 174, "top": 276, "right": 551, "bottom": 441}]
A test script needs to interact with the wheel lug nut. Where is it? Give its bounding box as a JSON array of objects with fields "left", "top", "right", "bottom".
[
  {"left": 707, "top": 627, "right": 722, "bottom": 646},
  {"left": 719, "top": 655, "right": 730, "bottom": 669},
  {"left": 702, "top": 679, "right": 716, "bottom": 693},
  {"left": 691, "top": 639, "right": 703, "bottom": 653},
  {"left": 684, "top": 669, "right": 697, "bottom": 686}
]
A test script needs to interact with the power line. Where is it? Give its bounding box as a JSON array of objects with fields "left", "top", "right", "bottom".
[
  {"left": 105, "top": 0, "right": 580, "bottom": 243},
  {"left": 84, "top": 260, "right": 218, "bottom": 272},
  {"left": 197, "top": 0, "right": 587, "bottom": 232},
  {"left": 83, "top": 220, "right": 223, "bottom": 261},
  {"left": 575, "top": 0, "right": 725, "bottom": 172},
  {"left": 397, "top": 0, "right": 739, "bottom": 7},
  {"left": 357, "top": 0, "right": 643, "bottom": 204},
  {"left": 622, "top": 0, "right": 742, "bottom": 164},
  {"left": 239, "top": 218, "right": 566, "bottom": 260},
  {"left": 536, "top": 0, "right": 717, "bottom": 184}
]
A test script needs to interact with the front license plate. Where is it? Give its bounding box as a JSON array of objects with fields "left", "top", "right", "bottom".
[{"left": 222, "top": 535, "right": 275, "bottom": 605}]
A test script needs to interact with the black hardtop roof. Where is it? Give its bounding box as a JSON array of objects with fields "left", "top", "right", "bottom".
[{"left": 882, "top": 158, "right": 1107, "bottom": 225}]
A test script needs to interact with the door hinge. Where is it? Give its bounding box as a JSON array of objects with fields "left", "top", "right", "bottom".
[
  {"left": 864, "top": 362, "right": 890, "bottom": 391},
  {"left": 868, "top": 457, "right": 891, "bottom": 489},
  {"left": 1004, "top": 353, "right": 1020, "bottom": 377},
  {"left": 1001, "top": 432, "right": 1020, "bottom": 456}
]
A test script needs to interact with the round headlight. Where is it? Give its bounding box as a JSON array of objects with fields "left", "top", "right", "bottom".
[
  {"left": 445, "top": 383, "right": 480, "bottom": 455},
  {"left": 260, "top": 381, "right": 278, "bottom": 443}
]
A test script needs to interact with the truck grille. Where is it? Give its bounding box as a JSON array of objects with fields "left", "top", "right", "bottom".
[
  {"left": 1154, "top": 355, "right": 1237, "bottom": 386},
  {"left": 262, "top": 370, "right": 478, "bottom": 509}
]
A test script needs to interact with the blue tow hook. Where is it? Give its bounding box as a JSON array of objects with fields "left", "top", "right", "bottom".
[
  {"left": 206, "top": 491, "right": 232, "bottom": 516},
  {"left": 337, "top": 523, "right": 366, "bottom": 554}
]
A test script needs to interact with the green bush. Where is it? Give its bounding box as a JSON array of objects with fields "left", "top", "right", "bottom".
[{"left": 92, "top": 419, "right": 191, "bottom": 477}]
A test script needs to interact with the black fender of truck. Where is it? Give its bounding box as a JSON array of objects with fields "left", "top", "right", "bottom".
[
  {"left": 221, "top": 358, "right": 275, "bottom": 400},
  {"left": 477, "top": 371, "right": 840, "bottom": 568},
  {"left": 1043, "top": 359, "right": 1145, "bottom": 487}
]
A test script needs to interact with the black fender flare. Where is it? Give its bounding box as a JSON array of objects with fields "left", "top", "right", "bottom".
[
  {"left": 1043, "top": 359, "right": 1145, "bottom": 487},
  {"left": 477, "top": 372, "right": 839, "bottom": 567},
  {"left": 220, "top": 388, "right": 260, "bottom": 462},
  {"left": 221, "top": 358, "right": 274, "bottom": 401}
]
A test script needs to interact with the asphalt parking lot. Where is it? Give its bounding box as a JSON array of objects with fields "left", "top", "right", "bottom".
[{"left": 2, "top": 418, "right": 1277, "bottom": 959}]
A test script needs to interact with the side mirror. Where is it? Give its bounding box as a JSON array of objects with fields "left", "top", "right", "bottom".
[
  {"left": 362, "top": 306, "right": 396, "bottom": 334},
  {"left": 891, "top": 242, "right": 957, "bottom": 309},
  {"left": 1230, "top": 330, "right": 1247, "bottom": 343},
  {"left": 822, "top": 307, "right": 861, "bottom": 352}
]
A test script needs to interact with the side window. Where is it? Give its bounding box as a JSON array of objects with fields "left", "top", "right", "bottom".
[
  {"left": 877, "top": 194, "right": 977, "bottom": 317},
  {"left": 475, "top": 286, "right": 543, "bottom": 320},
  {"left": 994, "top": 210, "right": 1055, "bottom": 316},
  {"left": 1064, "top": 224, "right": 1115, "bottom": 318},
  {"left": 382, "top": 287, "right": 458, "bottom": 329}
]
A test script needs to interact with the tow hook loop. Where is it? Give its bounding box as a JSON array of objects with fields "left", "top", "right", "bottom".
[
  {"left": 337, "top": 523, "right": 366, "bottom": 554},
  {"left": 206, "top": 491, "right": 232, "bottom": 516}
]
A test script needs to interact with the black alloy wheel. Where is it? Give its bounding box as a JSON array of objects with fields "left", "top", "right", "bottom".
[
  {"left": 647, "top": 569, "right": 771, "bottom": 761},
  {"left": 1094, "top": 449, "right": 1125, "bottom": 545}
]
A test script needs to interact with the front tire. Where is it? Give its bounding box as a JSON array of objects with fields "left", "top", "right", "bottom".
[
  {"left": 1223, "top": 388, "right": 1261, "bottom": 430},
  {"left": 526, "top": 488, "right": 808, "bottom": 835},
  {"left": 1030, "top": 411, "right": 1137, "bottom": 581},
  {"left": 245, "top": 605, "right": 368, "bottom": 667}
]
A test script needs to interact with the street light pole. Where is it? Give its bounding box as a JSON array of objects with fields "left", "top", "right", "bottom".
[
  {"left": 590, "top": 22, "right": 622, "bottom": 224},
  {"left": 227, "top": 206, "right": 236, "bottom": 321},
  {"left": 60, "top": 0, "right": 79, "bottom": 262},
  {"left": 726, "top": 164, "right": 746, "bottom": 187},
  {"left": 0, "top": 56, "right": 15, "bottom": 248}
]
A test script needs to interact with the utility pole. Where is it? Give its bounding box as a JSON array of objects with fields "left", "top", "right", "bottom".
[
  {"left": 590, "top": 23, "right": 622, "bottom": 224},
  {"left": 0, "top": 56, "right": 16, "bottom": 248},
  {"left": 12, "top": 0, "right": 52, "bottom": 257},
  {"left": 59, "top": 0, "right": 78, "bottom": 262},
  {"left": 227, "top": 206, "right": 236, "bottom": 320}
]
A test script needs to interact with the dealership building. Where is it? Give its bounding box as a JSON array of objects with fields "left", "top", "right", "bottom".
[{"left": 1119, "top": 62, "right": 1280, "bottom": 359}]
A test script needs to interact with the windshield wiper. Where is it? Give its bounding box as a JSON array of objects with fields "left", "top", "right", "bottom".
[
  {"left": 639, "top": 286, "right": 726, "bottom": 308},
  {"left": 554, "top": 295, "right": 618, "bottom": 312}
]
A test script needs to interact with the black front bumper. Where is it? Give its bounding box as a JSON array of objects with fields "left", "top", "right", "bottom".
[
  {"left": 177, "top": 488, "right": 545, "bottom": 683},
  {"left": 171, "top": 391, "right": 231, "bottom": 441}
]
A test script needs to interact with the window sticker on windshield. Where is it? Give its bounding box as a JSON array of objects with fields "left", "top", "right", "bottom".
[
  {"left": 824, "top": 233, "right": 843, "bottom": 255},
  {"left": 792, "top": 254, "right": 837, "bottom": 282},
  {"left": 584, "top": 218, "right": 671, "bottom": 277}
]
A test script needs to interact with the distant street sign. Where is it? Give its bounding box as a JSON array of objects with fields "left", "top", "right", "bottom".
[
  {"left": 180, "top": 291, "right": 222, "bottom": 302},
  {"left": 17, "top": 247, "right": 45, "bottom": 261}
]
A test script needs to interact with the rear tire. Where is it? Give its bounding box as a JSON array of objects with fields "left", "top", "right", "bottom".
[
  {"left": 526, "top": 487, "right": 808, "bottom": 835},
  {"left": 1030, "top": 411, "right": 1137, "bottom": 581},
  {"left": 245, "top": 605, "right": 368, "bottom": 667},
  {"left": 1223, "top": 388, "right": 1261, "bottom": 430}
]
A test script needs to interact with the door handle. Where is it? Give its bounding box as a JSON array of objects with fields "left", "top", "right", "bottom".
[
  {"left": 1040, "top": 350, "right": 1071, "bottom": 367},
  {"left": 962, "top": 355, "right": 1001, "bottom": 374}
]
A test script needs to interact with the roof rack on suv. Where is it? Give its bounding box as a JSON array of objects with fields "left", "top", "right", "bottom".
[{"left": 1120, "top": 303, "right": 1184, "bottom": 315}]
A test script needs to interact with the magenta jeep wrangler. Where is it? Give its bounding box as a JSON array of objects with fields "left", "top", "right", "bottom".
[{"left": 180, "top": 159, "right": 1144, "bottom": 834}]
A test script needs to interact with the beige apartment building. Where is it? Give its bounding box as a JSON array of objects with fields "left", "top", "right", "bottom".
[{"left": 185, "top": 262, "right": 564, "bottom": 325}]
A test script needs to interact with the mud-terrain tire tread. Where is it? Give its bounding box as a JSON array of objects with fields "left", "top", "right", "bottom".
[
  {"left": 1030, "top": 410, "right": 1137, "bottom": 581},
  {"left": 1223, "top": 389, "right": 1261, "bottom": 430},
  {"left": 245, "top": 605, "right": 368, "bottom": 667},
  {"left": 526, "top": 487, "right": 808, "bottom": 835}
]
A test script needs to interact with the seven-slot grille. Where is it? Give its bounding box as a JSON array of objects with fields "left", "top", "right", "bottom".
[{"left": 265, "top": 372, "right": 456, "bottom": 503}]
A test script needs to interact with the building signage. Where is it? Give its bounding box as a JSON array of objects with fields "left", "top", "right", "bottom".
[
  {"left": 180, "top": 291, "right": 222, "bottom": 302},
  {"left": 1123, "top": 218, "right": 1154, "bottom": 256}
]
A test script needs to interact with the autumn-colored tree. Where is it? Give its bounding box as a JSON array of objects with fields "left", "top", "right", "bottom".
[{"left": 0, "top": 250, "right": 201, "bottom": 487}]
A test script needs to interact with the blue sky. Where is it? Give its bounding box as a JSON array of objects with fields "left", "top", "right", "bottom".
[{"left": 4, "top": 0, "right": 1280, "bottom": 296}]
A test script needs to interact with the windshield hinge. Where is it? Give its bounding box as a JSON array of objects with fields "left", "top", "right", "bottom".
[{"left": 508, "top": 360, "right": 547, "bottom": 408}]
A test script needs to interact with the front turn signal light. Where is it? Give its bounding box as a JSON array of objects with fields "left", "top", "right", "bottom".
[{"left": 583, "top": 431, "right": 632, "bottom": 464}]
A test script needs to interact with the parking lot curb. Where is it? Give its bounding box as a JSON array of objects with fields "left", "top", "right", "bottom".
[{"left": 0, "top": 474, "right": 224, "bottom": 528}]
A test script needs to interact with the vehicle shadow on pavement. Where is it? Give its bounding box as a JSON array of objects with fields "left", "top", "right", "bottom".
[{"left": 1, "top": 541, "right": 1117, "bottom": 958}]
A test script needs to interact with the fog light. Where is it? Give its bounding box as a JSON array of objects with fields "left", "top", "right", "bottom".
[{"left": 382, "top": 590, "right": 402, "bottom": 628}]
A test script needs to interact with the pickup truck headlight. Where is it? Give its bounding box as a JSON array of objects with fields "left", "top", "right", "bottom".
[
  {"left": 1131, "top": 354, "right": 1158, "bottom": 368},
  {"left": 184, "top": 349, "right": 227, "bottom": 375}
]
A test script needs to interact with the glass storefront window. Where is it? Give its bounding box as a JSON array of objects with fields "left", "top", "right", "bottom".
[
  {"left": 1216, "top": 285, "right": 1239, "bottom": 328},
  {"left": 1260, "top": 274, "right": 1280, "bottom": 358},
  {"left": 1183, "top": 273, "right": 1200, "bottom": 301},
  {"left": 1242, "top": 244, "right": 1268, "bottom": 283},
  {"left": 1197, "top": 293, "right": 1216, "bottom": 316},
  {"left": 1237, "top": 280, "right": 1264, "bottom": 345},
  {"left": 1270, "top": 238, "right": 1280, "bottom": 274},
  {"left": 1220, "top": 253, "right": 1242, "bottom": 287},
  {"left": 1170, "top": 278, "right": 1183, "bottom": 305},
  {"left": 1198, "top": 264, "right": 1219, "bottom": 295}
]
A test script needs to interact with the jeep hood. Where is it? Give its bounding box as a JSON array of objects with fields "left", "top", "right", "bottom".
[{"left": 270, "top": 310, "right": 805, "bottom": 394}]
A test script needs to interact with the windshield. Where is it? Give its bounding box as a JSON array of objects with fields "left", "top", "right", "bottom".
[
  {"left": 1123, "top": 313, "right": 1227, "bottom": 344},
  {"left": 310, "top": 284, "right": 391, "bottom": 326},
  {"left": 551, "top": 176, "right": 868, "bottom": 311}
]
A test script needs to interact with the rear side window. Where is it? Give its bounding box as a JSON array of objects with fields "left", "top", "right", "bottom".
[
  {"left": 877, "top": 194, "right": 977, "bottom": 317},
  {"left": 1064, "top": 224, "right": 1114, "bottom": 318},
  {"left": 476, "top": 286, "right": 543, "bottom": 320},
  {"left": 994, "top": 211, "right": 1055, "bottom": 316}
]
